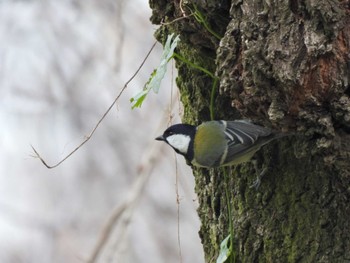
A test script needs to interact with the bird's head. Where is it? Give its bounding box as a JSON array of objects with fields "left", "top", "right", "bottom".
[{"left": 155, "top": 124, "right": 196, "bottom": 159}]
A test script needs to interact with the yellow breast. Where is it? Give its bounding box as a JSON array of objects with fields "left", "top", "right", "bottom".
[{"left": 193, "top": 122, "right": 226, "bottom": 167}]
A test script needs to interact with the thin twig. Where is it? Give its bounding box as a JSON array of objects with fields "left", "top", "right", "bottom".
[
  {"left": 179, "top": 0, "right": 186, "bottom": 16},
  {"left": 159, "top": 1, "right": 195, "bottom": 27},
  {"left": 160, "top": 13, "right": 194, "bottom": 26},
  {"left": 31, "top": 41, "right": 158, "bottom": 169},
  {"left": 174, "top": 153, "right": 183, "bottom": 263},
  {"left": 171, "top": 59, "right": 183, "bottom": 263}
]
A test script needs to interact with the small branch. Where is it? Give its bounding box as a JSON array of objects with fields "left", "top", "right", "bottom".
[
  {"left": 179, "top": 0, "right": 186, "bottom": 16},
  {"left": 160, "top": 13, "right": 194, "bottom": 26},
  {"left": 174, "top": 154, "right": 183, "bottom": 263},
  {"left": 31, "top": 41, "right": 158, "bottom": 169}
]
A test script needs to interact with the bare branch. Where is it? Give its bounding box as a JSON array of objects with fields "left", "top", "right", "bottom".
[
  {"left": 161, "top": 13, "right": 194, "bottom": 26},
  {"left": 31, "top": 41, "right": 158, "bottom": 169},
  {"left": 174, "top": 153, "right": 183, "bottom": 263},
  {"left": 179, "top": 0, "right": 186, "bottom": 16}
]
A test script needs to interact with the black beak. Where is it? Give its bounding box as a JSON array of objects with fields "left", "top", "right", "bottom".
[{"left": 155, "top": 135, "right": 165, "bottom": 141}]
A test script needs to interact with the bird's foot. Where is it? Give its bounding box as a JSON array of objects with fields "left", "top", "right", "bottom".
[{"left": 249, "top": 167, "right": 268, "bottom": 190}]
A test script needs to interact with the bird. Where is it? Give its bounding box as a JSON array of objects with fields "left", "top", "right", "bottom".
[{"left": 155, "top": 120, "right": 285, "bottom": 169}]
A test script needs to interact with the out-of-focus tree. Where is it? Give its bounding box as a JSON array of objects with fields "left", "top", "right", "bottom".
[{"left": 0, "top": 1, "right": 204, "bottom": 262}]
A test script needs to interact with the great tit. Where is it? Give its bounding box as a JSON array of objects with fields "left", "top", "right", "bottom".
[{"left": 155, "top": 120, "right": 283, "bottom": 168}]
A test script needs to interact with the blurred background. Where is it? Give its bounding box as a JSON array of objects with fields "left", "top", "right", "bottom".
[{"left": 0, "top": 1, "right": 204, "bottom": 262}]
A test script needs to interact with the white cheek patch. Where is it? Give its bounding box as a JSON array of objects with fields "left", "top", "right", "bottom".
[{"left": 166, "top": 134, "right": 191, "bottom": 154}]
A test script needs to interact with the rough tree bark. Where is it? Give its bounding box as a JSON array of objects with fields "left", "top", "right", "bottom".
[{"left": 149, "top": 1, "right": 350, "bottom": 262}]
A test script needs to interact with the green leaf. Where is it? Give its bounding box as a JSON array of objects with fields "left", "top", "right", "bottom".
[
  {"left": 130, "top": 33, "right": 180, "bottom": 109},
  {"left": 130, "top": 91, "right": 147, "bottom": 109},
  {"left": 216, "top": 234, "right": 231, "bottom": 263}
]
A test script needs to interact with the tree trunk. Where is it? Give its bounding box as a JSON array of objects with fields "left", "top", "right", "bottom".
[{"left": 149, "top": 0, "right": 350, "bottom": 262}]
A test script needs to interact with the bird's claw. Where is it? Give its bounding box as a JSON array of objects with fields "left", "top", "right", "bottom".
[{"left": 249, "top": 167, "right": 268, "bottom": 190}]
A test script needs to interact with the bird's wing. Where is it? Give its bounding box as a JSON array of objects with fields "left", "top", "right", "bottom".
[
  {"left": 224, "top": 120, "right": 272, "bottom": 145},
  {"left": 220, "top": 120, "right": 273, "bottom": 165}
]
